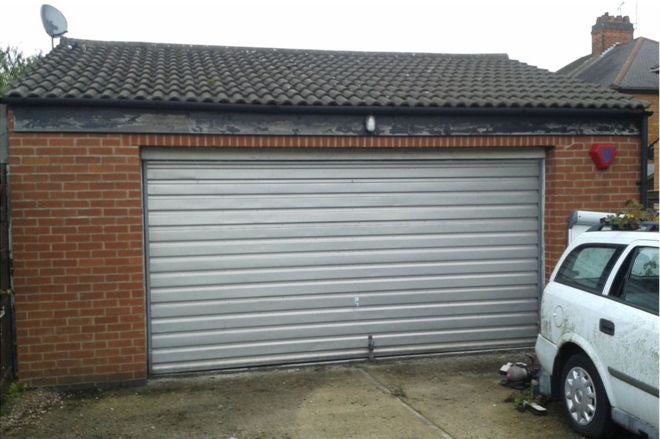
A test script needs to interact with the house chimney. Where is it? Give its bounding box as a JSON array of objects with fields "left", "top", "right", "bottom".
[{"left": 591, "top": 13, "right": 634, "bottom": 57}]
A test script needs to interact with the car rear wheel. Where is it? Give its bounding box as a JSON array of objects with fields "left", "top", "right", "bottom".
[{"left": 561, "top": 353, "right": 613, "bottom": 438}]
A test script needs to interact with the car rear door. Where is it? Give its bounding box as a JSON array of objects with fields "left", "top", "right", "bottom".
[{"left": 596, "top": 240, "right": 659, "bottom": 428}]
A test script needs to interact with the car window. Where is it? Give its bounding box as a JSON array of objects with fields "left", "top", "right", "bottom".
[
  {"left": 616, "top": 247, "right": 659, "bottom": 314},
  {"left": 555, "top": 245, "right": 624, "bottom": 294}
]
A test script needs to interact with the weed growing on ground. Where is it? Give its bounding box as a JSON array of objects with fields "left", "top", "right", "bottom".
[
  {"left": 0, "top": 382, "right": 26, "bottom": 416},
  {"left": 391, "top": 385, "right": 407, "bottom": 399}
]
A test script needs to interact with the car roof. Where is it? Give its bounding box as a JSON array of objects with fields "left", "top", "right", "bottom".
[{"left": 573, "top": 231, "right": 659, "bottom": 246}]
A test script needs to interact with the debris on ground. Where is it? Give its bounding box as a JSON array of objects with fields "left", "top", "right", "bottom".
[
  {"left": 500, "top": 362, "right": 531, "bottom": 389},
  {"left": 520, "top": 400, "right": 547, "bottom": 416},
  {"left": 0, "top": 389, "right": 64, "bottom": 433},
  {"left": 499, "top": 353, "right": 549, "bottom": 416},
  {"left": 503, "top": 388, "right": 550, "bottom": 416},
  {"left": 498, "top": 353, "right": 541, "bottom": 390}
]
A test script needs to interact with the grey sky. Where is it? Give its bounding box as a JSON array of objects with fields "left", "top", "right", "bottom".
[{"left": 1, "top": 0, "right": 659, "bottom": 72}]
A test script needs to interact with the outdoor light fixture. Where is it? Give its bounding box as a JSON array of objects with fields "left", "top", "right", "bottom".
[{"left": 365, "top": 115, "right": 376, "bottom": 133}]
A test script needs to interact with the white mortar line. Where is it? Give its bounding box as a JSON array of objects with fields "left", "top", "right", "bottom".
[{"left": 357, "top": 367, "right": 454, "bottom": 439}]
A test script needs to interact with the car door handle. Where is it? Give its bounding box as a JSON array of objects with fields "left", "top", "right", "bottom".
[{"left": 599, "top": 319, "right": 615, "bottom": 336}]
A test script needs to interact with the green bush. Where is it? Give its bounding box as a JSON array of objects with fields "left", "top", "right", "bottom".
[
  {"left": 601, "top": 200, "right": 658, "bottom": 230},
  {"left": 0, "top": 46, "right": 42, "bottom": 97}
]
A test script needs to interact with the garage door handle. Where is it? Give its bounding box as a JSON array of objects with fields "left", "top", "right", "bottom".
[{"left": 599, "top": 319, "right": 615, "bottom": 336}]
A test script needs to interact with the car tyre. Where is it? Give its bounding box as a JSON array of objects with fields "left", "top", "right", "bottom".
[{"left": 560, "top": 353, "right": 613, "bottom": 438}]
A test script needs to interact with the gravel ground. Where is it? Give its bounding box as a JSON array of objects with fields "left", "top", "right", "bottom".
[{"left": 1, "top": 390, "right": 64, "bottom": 431}]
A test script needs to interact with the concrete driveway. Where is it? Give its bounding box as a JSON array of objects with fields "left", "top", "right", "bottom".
[{"left": 1, "top": 351, "right": 638, "bottom": 438}]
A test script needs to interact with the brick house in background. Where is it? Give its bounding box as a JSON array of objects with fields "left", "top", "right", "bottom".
[
  {"left": 0, "top": 39, "right": 649, "bottom": 387},
  {"left": 558, "top": 13, "right": 659, "bottom": 207}
]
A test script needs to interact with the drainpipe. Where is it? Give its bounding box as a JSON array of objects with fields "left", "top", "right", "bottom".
[{"left": 640, "top": 114, "right": 648, "bottom": 207}]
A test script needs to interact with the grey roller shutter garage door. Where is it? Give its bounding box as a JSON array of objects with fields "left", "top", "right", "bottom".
[{"left": 144, "top": 150, "right": 543, "bottom": 374}]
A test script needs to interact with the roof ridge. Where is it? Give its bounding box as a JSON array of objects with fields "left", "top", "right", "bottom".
[
  {"left": 60, "top": 37, "right": 509, "bottom": 59},
  {"left": 612, "top": 38, "right": 645, "bottom": 88}
]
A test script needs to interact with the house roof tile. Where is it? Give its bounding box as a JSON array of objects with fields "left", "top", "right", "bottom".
[
  {"left": 557, "top": 37, "right": 659, "bottom": 92},
  {"left": 4, "top": 38, "right": 646, "bottom": 111}
]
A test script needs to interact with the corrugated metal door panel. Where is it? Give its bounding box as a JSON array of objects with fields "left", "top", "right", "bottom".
[
  {"left": 152, "top": 311, "right": 538, "bottom": 348},
  {"left": 144, "top": 157, "right": 542, "bottom": 374},
  {"left": 149, "top": 219, "right": 539, "bottom": 242},
  {"left": 151, "top": 272, "right": 539, "bottom": 303}
]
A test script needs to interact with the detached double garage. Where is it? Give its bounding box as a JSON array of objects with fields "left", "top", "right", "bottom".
[
  {"left": 144, "top": 151, "right": 542, "bottom": 374},
  {"left": 3, "top": 38, "right": 647, "bottom": 385}
]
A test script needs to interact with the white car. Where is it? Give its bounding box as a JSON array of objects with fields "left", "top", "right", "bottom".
[{"left": 535, "top": 230, "right": 659, "bottom": 438}]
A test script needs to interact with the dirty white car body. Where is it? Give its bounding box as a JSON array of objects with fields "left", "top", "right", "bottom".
[{"left": 535, "top": 231, "right": 659, "bottom": 438}]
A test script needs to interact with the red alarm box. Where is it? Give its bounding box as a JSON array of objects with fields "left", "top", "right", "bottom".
[{"left": 589, "top": 144, "right": 617, "bottom": 170}]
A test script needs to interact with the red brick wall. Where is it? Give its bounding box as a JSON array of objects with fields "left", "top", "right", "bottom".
[
  {"left": 544, "top": 137, "right": 640, "bottom": 275},
  {"left": 6, "top": 116, "right": 641, "bottom": 386},
  {"left": 632, "top": 92, "right": 659, "bottom": 202},
  {"left": 592, "top": 28, "right": 634, "bottom": 56},
  {"left": 8, "top": 132, "right": 146, "bottom": 387}
]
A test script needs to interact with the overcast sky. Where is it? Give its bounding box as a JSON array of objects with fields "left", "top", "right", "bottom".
[{"left": 1, "top": 0, "right": 659, "bottom": 72}]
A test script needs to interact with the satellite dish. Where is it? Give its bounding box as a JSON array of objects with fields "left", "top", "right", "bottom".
[{"left": 40, "top": 4, "right": 68, "bottom": 47}]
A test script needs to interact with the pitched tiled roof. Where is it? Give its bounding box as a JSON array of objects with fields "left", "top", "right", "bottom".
[
  {"left": 4, "top": 38, "right": 646, "bottom": 111},
  {"left": 558, "top": 37, "right": 659, "bottom": 92}
]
